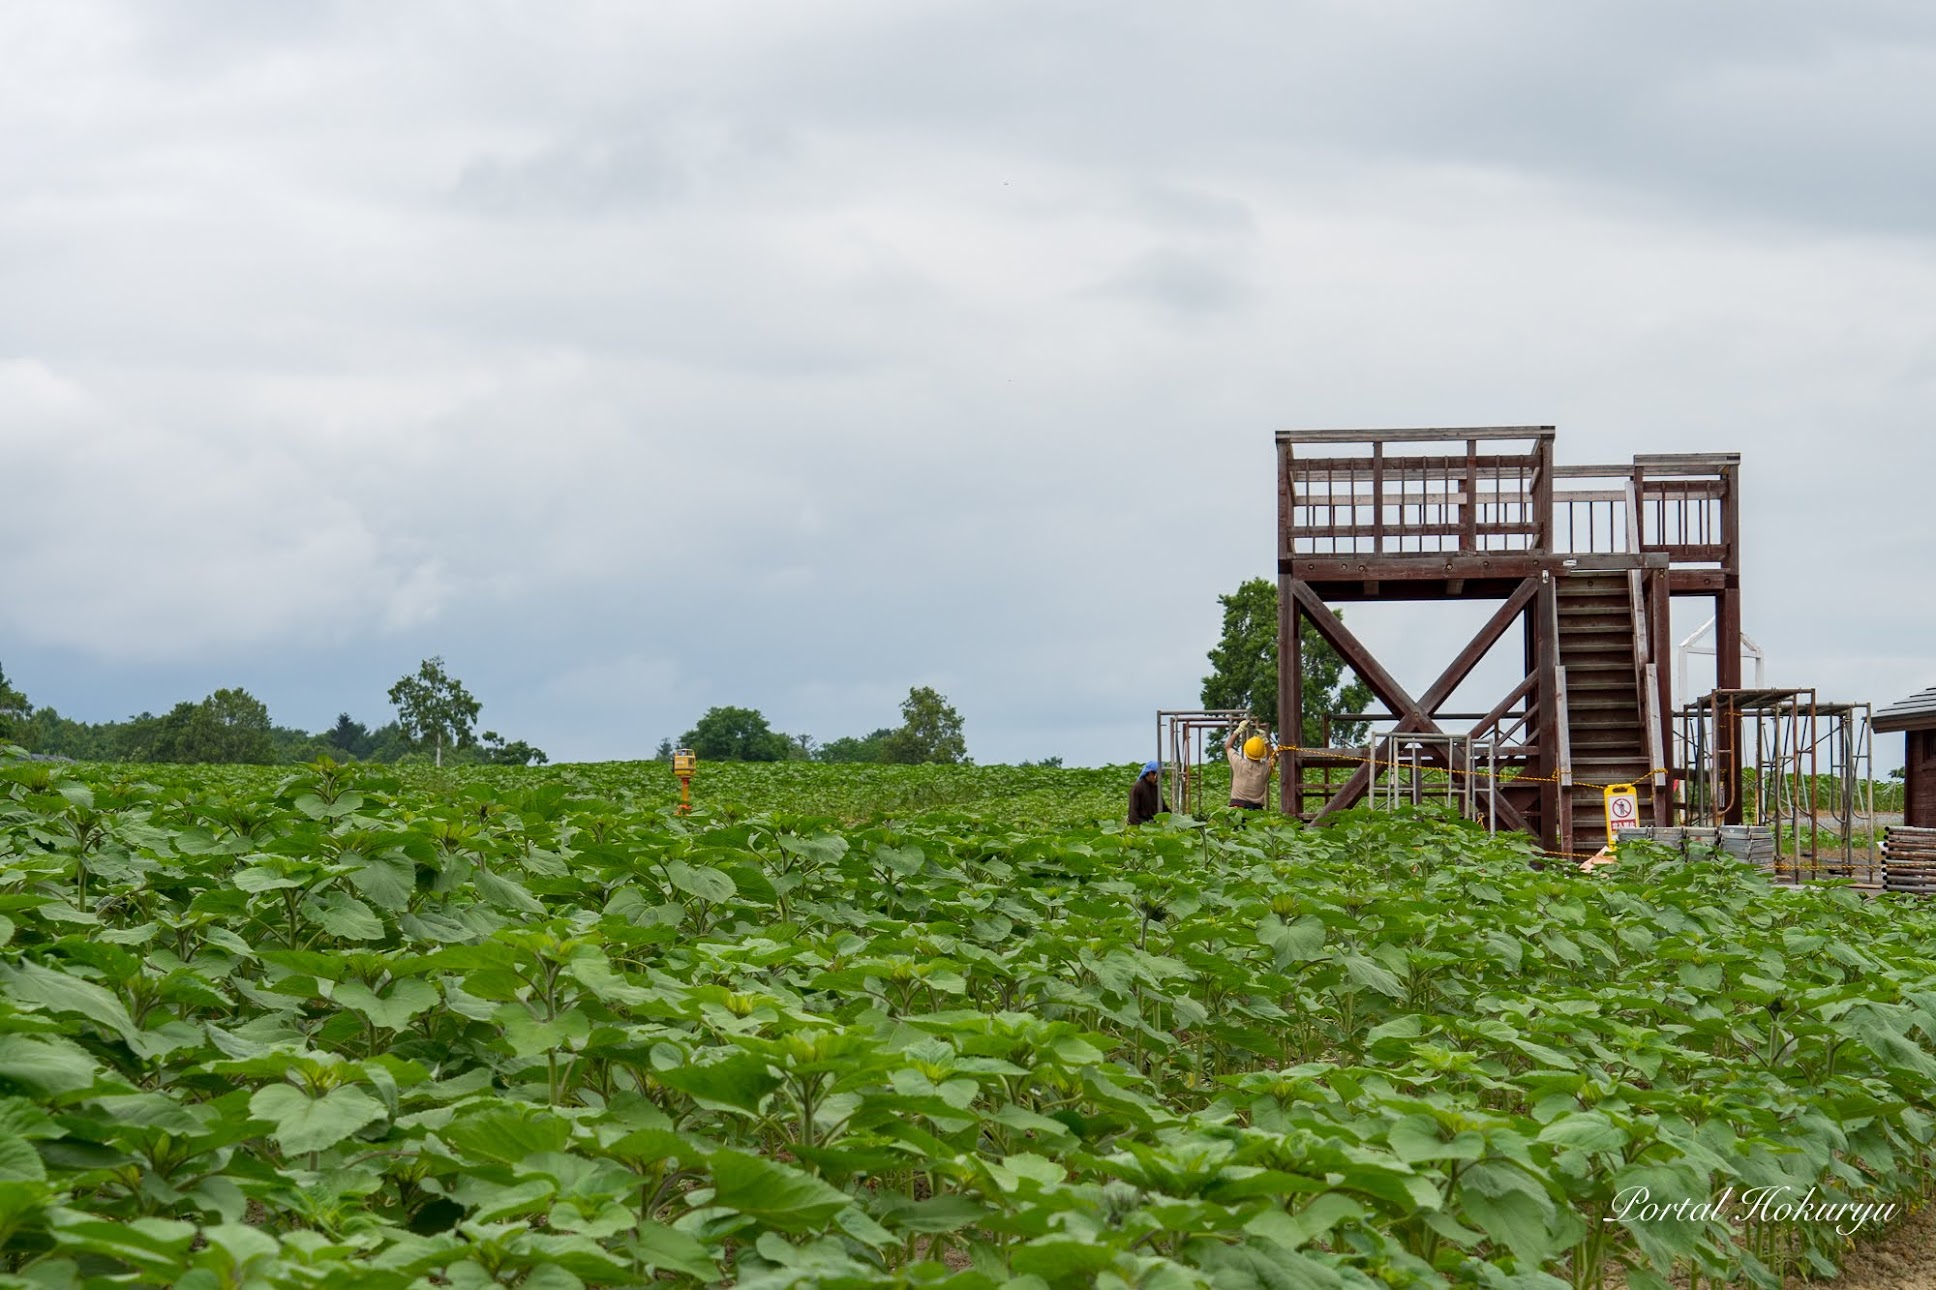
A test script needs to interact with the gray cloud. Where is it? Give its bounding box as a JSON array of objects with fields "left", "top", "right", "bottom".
[
  {"left": 0, "top": 1, "right": 1932, "bottom": 768},
  {"left": 1089, "top": 248, "right": 1257, "bottom": 318}
]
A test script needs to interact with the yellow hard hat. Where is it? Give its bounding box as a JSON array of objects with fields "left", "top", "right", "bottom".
[{"left": 1243, "top": 735, "right": 1268, "bottom": 761}]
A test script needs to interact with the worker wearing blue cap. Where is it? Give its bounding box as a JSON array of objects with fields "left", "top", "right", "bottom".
[{"left": 1127, "top": 760, "right": 1169, "bottom": 826}]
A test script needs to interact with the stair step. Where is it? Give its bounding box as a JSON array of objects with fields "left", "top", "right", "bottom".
[
  {"left": 1564, "top": 689, "right": 1641, "bottom": 708},
  {"left": 1566, "top": 695, "right": 1640, "bottom": 712}
]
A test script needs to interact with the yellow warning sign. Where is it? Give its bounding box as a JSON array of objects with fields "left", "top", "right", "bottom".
[{"left": 1603, "top": 782, "right": 1639, "bottom": 846}]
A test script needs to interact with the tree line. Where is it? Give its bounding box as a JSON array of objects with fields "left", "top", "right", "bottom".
[
  {"left": 0, "top": 657, "right": 546, "bottom": 768},
  {"left": 1, "top": 582, "right": 1370, "bottom": 769},
  {"left": 660, "top": 685, "right": 970, "bottom": 764}
]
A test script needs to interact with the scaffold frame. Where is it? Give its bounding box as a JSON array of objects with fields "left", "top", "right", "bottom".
[{"left": 1675, "top": 689, "right": 1878, "bottom": 882}]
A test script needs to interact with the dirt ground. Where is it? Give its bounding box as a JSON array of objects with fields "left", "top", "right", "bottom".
[
  {"left": 1818, "top": 1200, "right": 1936, "bottom": 1289},
  {"left": 1595, "top": 1203, "right": 1936, "bottom": 1288}
]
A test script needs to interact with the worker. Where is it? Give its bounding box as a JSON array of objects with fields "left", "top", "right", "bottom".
[
  {"left": 1226, "top": 725, "right": 1273, "bottom": 810},
  {"left": 1128, "top": 760, "right": 1169, "bottom": 826}
]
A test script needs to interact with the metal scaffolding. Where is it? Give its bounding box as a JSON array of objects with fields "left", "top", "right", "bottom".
[
  {"left": 1155, "top": 710, "right": 1259, "bottom": 817},
  {"left": 1675, "top": 689, "right": 1877, "bottom": 882},
  {"left": 1305, "top": 709, "right": 1536, "bottom": 834}
]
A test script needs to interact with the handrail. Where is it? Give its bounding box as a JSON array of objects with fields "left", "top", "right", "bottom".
[
  {"left": 1278, "top": 427, "right": 1553, "bottom": 445},
  {"left": 1645, "top": 663, "right": 1667, "bottom": 789},
  {"left": 1555, "top": 666, "right": 1572, "bottom": 788}
]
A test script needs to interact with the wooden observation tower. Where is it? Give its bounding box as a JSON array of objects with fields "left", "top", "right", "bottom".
[{"left": 1276, "top": 428, "right": 1742, "bottom": 856}]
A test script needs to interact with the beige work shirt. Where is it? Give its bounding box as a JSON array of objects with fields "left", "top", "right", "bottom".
[{"left": 1228, "top": 747, "right": 1271, "bottom": 804}]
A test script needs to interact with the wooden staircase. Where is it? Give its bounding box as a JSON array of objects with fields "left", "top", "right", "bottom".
[{"left": 1557, "top": 574, "right": 1655, "bottom": 856}]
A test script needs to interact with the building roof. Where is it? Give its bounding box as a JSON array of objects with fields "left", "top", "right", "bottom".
[{"left": 1875, "top": 686, "right": 1936, "bottom": 733}]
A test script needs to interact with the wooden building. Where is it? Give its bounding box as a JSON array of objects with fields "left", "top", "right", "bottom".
[
  {"left": 1276, "top": 428, "right": 1743, "bottom": 856},
  {"left": 1875, "top": 686, "right": 1936, "bottom": 828}
]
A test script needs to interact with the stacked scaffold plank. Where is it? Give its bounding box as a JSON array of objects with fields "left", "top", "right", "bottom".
[
  {"left": 1882, "top": 827, "right": 1936, "bottom": 895},
  {"left": 1616, "top": 825, "right": 1777, "bottom": 871}
]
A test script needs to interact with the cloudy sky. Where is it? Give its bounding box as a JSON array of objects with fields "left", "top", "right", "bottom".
[{"left": 3, "top": 1, "right": 1932, "bottom": 767}]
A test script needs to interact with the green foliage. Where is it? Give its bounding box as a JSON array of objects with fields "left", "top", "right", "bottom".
[
  {"left": 387, "top": 656, "right": 481, "bottom": 768},
  {"left": 477, "top": 730, "right": 548, "bottom": 766},
  {"left": 681, "top": 705, "right": 793, "bottom": 762},
  {"left": 326, "top": 712, "right": 374, "bottom": 760},
  {"left": 880, "top": 685, "right": 967, "bottom": 765},
  {"left": 0, "top": 749, "right": 1934, "bottom": 1288},
  {"left": 817, "top": 729, "right": 892, "bottom": 764},
  {"left": 1203, "top": 577, "right": 1374, "bottom": 746},
  {"left": 146, "top": 687, "right": 277, "bottom": 764},
  {"left": 818, "top": 688, "right": 969, "bottom": 765},
  {"left": 14, "top": 699, "right": 413, "bottom": 768},
  {"left": 270, "top": 723, "right": 336, "bottom": 764},
  {"left": 0, "top": 665, "right": 30, "bottom": 747}
]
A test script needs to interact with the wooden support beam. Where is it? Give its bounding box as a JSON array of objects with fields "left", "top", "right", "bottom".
[
  {"left": 1280, "top": 553, "right": 1655, "bottom": 582},
  {"left": 1462, "top": 439, "right": 1479, "bottom": 552},
  {"left": 1289, "top": 580, "right": 1423, "bottom": 723},
  {"left": 1717, "top": 459, "right": 1742, "bottom": 824},
  {"left": 1371, "top": 440, "right": 1385, "bottom": 555},
  {"left": 1470, "top": 671, "right": 1540, "bottom": 741},
  {"left": 1650, "top": 569, "right": 1673, "bottom": 818},
  {"left": 1533, "top": 437, "right": 1554, "bottom": 553},
  {"left": 1303, "top": 578, "right": 1540, "bottom": 826},
  {"left": 1278, "top": 573, "right": 1301, "bottom": 815},
  {"left": 1534, "top": 573, "right": 1561, "bottom": 852},
  {"left": 1666, "top": 569, "right": 1727, "bottom": 594}
]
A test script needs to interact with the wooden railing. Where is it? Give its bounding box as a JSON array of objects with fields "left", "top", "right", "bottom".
[
  {"left": 1280, "top": 429, "right": 1552, "bottom": 557},
  {"left": 1555, "top": 458, "right": 1734, "bottom": 562}
]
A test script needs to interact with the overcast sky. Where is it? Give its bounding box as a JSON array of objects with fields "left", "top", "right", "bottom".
[{"left": 3, "top": 1, "right": 1932, "bottom": 767}]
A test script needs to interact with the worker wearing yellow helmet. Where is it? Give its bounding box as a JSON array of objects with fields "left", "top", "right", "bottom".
[{"left": 1225, "top": 725, "right": 1273, "bottom": 810}]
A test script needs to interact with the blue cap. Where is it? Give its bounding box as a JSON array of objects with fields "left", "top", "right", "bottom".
[{"left": 1141, "top": 760, "right": 1161, "bottom": 777}]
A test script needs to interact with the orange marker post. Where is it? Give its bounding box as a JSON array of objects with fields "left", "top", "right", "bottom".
[{"left": 672, "top": 748, "right": 696, "bottom": 814}]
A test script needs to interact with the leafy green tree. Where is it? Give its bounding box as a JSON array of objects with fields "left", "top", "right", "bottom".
[
  {"left": 363, "top": 721, "right": 415, "bottom": 764},
  {"left": 387, "top": 657, "right": 481, "bottom": 768},
  {"left": 679, "top": 706, "right": 791, "bottom": 762},
  {"left": 21, "top": 707, "right": 75, "bottom": 756},
  {"left": 150, "top": 688, "right": 276, "bottom": 764},
  {"left": 817, "top": 729, "right": 892, "bottom": 764},
  {"left": 325, "top": 713, "right": 374, "bottom": 760},
  {"left": 654, "top": 737, "right": 675, "bottom": 762},
  {"left": 1201, "top": 578, "right": 1372, "bottom": 747},
  {"left": 480, "top": 730, "right": 549, "bottom": 766},
  {"left": 0, "top": 663, "right": 32, "bottom": 747},
  {"left": 881, "top": 686, "right": 967, "bottom": 765},
  {"left": 272, "top": 725, "right": 337, "bottom": 764}
]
